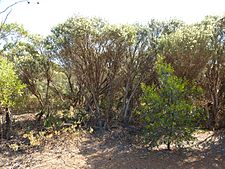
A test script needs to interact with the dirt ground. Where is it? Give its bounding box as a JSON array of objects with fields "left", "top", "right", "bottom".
[{"left": 1, "top": 113, "right": 225, "bottom": 169}]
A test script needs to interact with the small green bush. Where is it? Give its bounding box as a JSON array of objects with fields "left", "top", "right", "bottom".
[
  {"left": 0, "top": 56, "right": 25, "bottom": 108},
  {"left": 139, "top": 56, "right": 203, "bottom": 150}
]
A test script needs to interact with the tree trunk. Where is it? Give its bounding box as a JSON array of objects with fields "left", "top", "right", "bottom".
[
  {"left": 122, "top": 78, "right": 142, "bottom": 126},
  {"left": 167, "top": 141, "right": 171, "bottom": 150},
  {"left": 3, "top": 108, "right": 11, "bottom": 140},
  {"left": 37, "top": 63, "right": 51, "bottom": 121},
  {"left": 207, "top": 102, "right": 216, "bottom": 129}
]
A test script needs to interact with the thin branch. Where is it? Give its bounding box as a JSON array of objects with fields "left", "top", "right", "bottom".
[
  {"left": 0, "top": 0, "right": 28, "bottom": 15},
  {"left": 0, "top": 8, "right": 12, "bottom": 33},
  {"left": 2, "top": 9, "right": 12, "bottom": 24}
]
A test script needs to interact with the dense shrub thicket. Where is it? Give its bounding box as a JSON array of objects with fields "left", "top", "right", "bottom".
[{"left": 0, "top": 15, "right": 224, "bottom": 148}]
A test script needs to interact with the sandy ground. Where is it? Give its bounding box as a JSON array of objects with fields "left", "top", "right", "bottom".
[{"left": 1, "top": 113, "right": 225, "bottom": 169}]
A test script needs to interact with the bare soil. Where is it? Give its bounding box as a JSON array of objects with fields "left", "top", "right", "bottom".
[{"left": 1, "top": 113, "right": 225, "bottom": 169}]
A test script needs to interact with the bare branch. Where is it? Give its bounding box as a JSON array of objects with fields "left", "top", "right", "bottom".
[
  {"left": 0, "top": 8, "right": 12, "bottom": 33},
  {"left": 0, "top": 0, "right": 28, "bottom": 15}
]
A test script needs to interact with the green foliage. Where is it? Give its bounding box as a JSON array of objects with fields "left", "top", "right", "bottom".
[
  {"left": 0, "top": 56, "right": 25, "bottom": 107},
  {"left": 43, "top": 106, "right": 90, "bottom": 130},
  {"left": 158, "top": 22, "right": 213, "bottom": 80},
  {"left": 23, "top": 130, "right": 61, "bottom": 147},
  {"left": 139, "top": 56, "right": 203, "bottom": 149},
  {"left": 0, "top": 15, "right": 224, "bottom": 132},
  {"left": 23, "top": 131, "right": 42, "bottom": 146},
  {"left": 44, "top": 114, "right": 63, "bottom": 129}
]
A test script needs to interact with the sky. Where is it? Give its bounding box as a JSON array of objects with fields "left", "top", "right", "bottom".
[{"left": 0, "top": 0, "right": 225, "bottom": 36}]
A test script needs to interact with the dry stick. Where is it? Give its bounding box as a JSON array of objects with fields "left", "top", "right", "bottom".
[
  {"left": 188, "top": 132, "right": 215, "bottom": 149},
  {"left": 0, "top": 0, "right": 28, "bottom": 15},
  {"left": 0, "top": 0, "right": 34, "bottom": 34},
  {"left": 0, "top": 9, "right": 12, "bottom": 34}
]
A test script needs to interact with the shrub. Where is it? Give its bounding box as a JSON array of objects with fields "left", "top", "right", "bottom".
[
  {"left": 139, "top": 56, "right": 203, "bottom": 150},
  {"left": 0, "top": 56, "right": 25, "bottom": 139}
]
